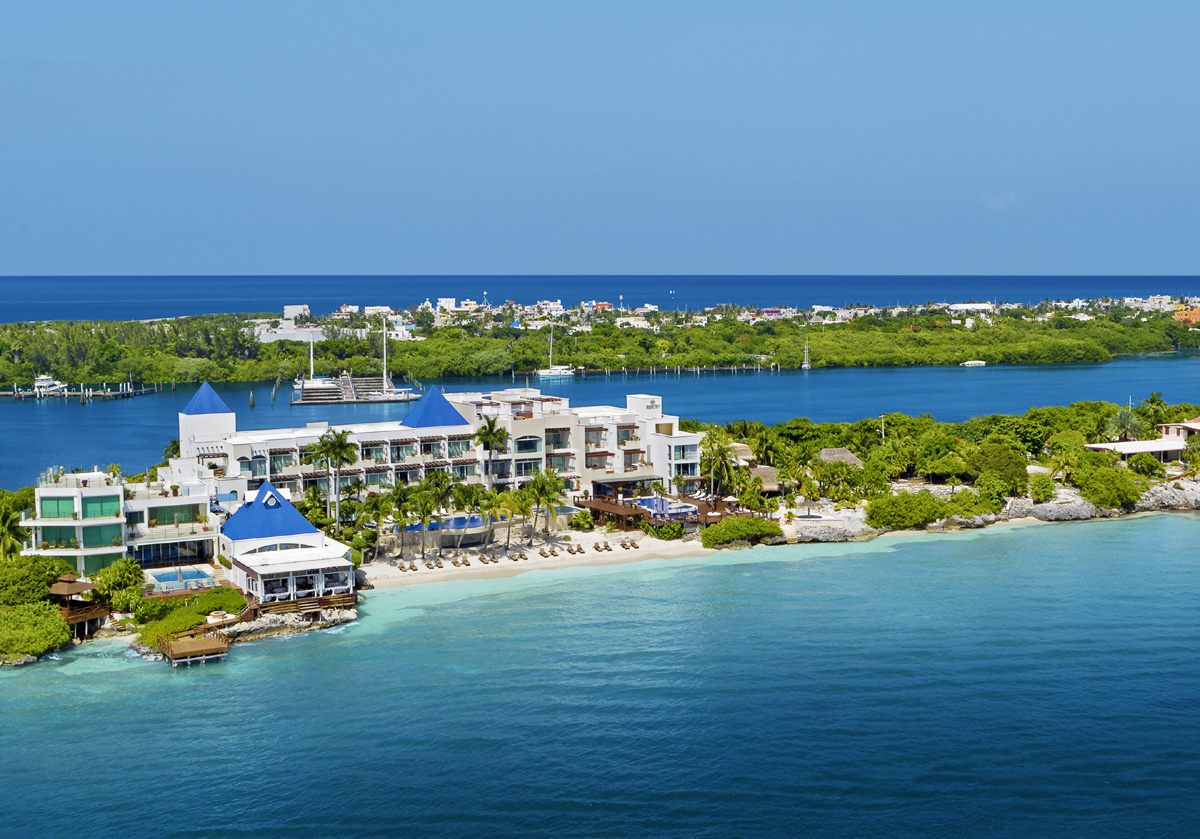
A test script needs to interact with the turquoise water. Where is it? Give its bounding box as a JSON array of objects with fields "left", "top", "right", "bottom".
[
  {"left": 6, "top": 354, "right": 1200, "bottom": 488},
  {"left": 4, "top": 515, "right": 1199, "bottom": 837}
]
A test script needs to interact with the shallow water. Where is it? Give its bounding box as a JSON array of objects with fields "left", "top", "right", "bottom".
[{"left": 3, "top": 515, "right": 1198, "bottom": 837}]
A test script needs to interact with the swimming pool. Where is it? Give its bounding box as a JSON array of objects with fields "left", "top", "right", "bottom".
[
  {"left": 635, "top": 497, "right": 698, "bottom": 516},
  {"left": 151, "top": 567, "right": 214, "bottom": 591},
  {"left": 404, "top": 514, "right": 507, "bottom": 532}
]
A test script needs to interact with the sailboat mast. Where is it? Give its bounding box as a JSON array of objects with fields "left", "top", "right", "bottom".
[
  {"left": 309, "top": 334, "right": 315, "bottom": 380},
  {"left": 382, "top": 318, "right": 388, "bottom": 384}
]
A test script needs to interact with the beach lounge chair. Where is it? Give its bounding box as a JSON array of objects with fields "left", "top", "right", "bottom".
[
  {"left": 605, "top": 543, "right": 613, "bottom": 551},
  {"left": 549, "top": 547, "right": 558, "bottom": 556},
  {"left": 452, "top": 558, "right": 461, "bottom": 567},
  {"left": 630, "top": 541, "right": 639, "bottom": 549},
  {"left": 539, "top": 548, "right": 549, "bottom": 558},
  {"left": 462, "top": 556, "right": 471, "bottom": 566}
]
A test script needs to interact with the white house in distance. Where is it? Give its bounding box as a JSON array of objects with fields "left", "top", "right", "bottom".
[
  {"left": 219, "top": 482, "right": 354, "bottom": 607},
  {"left": 1084, "top": 416, "right": 1200, "bottom": 463}
]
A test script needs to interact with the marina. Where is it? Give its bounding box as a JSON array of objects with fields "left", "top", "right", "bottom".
[{"left": 0, "top": 381, "right": 157, "bottom": 401}]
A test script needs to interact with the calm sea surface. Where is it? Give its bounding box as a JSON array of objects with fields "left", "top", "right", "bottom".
[
  {"left": 4, "top": 354, "right": 1200, "bottom": 489},
  {"left": 3, "top": 516, "right": 1198, "bottom": 837},
  {"left": 1, "top": 274, "right": 1198, "bottom": 322}
]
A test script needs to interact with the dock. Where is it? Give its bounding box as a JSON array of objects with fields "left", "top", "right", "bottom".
[
  {"left": 157, "top": 628, "right": 230, "bottom": 667},
  {"left": 0, "top": 384, "right": 158, "bottom": 402},
  {"left": 291, "top": 373, "right": 420, "bottom": 405}
]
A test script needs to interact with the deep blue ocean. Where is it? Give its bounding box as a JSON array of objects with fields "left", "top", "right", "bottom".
[
  {"left": 1, "top": 274, "right": 1198, "bottom": 321},
  {"left": 3, "top": 516, "right": 1199, "bottom": 837}
]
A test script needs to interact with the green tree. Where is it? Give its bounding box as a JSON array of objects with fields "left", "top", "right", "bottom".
[
  {"left": 473, "top": 416, "right": 510, "bottom": 491},
  {"left": 312, "top": 429, "right": 357, "bottom": 524},
  {"left": 1029, "top": 473, "right": 1056, "bottom": 503},
  {"left": 0, "top": 504, "right": 29, "bottom": 561},
  {"left": 0, "top": 601, "right": 71, "bottom": 658},
  {"left": 1078, "top": 466, "right": 1141, "bottom": 508},
  {"left": 1127, "top": 452, "right": 1165, "bottom": 479},
  {"left": 1105, "top": 408, "right": 1146, "bottom": 442}
]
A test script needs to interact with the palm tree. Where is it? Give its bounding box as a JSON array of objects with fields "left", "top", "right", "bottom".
[
  {"left": 411, "top": 490, "right": 440, "bottom": 561},
  {"left": 1105, "top": 408, "right": 1146, "bottom": 442},
  {"left": 0, "top": 504, "right": 28, "bottom": 561},
  {"left": 386, "top": 482, "right": 415, "bottom": 557},
  {"left": 452, "top": 483, "right": 484, "bottom": 552},
  {"left": 479, "top": 489, "right": 504, "bottom": 550},
  {"left": 1139, "top": 391, "right": 1169, "bottom": 427},
  {"left": 473, "top": 416, "right": 510, "bottom": 490},
  {"left": 503, "top": 491, "right": 532, "bottom": 551},
  {"left": 750, "top": 429, "right": 779, "bottom": 467},
  {"left": 312, "top": 429, "right": 357, "bottom": 525},
  {"left": 356, "top": 493, "right": 393, "bottom": 562},
  {"left": 529, "top": 468, "right": 567, "bottom": 542}
]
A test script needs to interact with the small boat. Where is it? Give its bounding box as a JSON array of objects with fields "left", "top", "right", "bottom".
[
  {"left": 33, "top": 374, "right": 67, "bottom": 396},
  {"left": 801, "top": 337, "right": 812, "bottom": 370},
  {"left": 960, "top": 360, "right": 987, "bottom": 367},
  {"left": 535, "top": 323, "right": 576, "bottom": 379}
]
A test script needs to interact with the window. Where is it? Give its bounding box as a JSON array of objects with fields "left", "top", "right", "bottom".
[
  {"left": 391, "top": 443, "right": 416, "bottom": 460},
  {"left": 546, "top": 431, "right": 569, "bottom": 450},
  {"left": 452, "top": 464, "right": 475, "bottom": 479},
  {"left": 421, "top": 441, "right": 443, "bottom": 457},
  {"left": 83, "top": 553, "right": 124, "bottom": 577},
  {"left": 361, "top": 446, "right": 385, "bottom": 463},
  {"left": 82, "top": 523, "right": 122, "bottom": 548},
  {"left": 548, "top": 456, "right": 571, "bottom": 471},
  {"left": 515, "top": 436, "right": 542, "bottom": 454},
  {"left": 448, "top": 440, "right": 472, "bottom": 458},
  {"left": 674, "top": 463, "right": 698, "bottom": 477},
  {"left": 39, "top": 497, "right": 74, "bottom": 519},
  {"left": 515, "top": 459, "right": 541, "bottom": 477},
  {"left": 40, "top": 525, "right": 75, "bottom": 549},
  {"left": 126, "top": 510, "right": 145, "bottom": 525},
  {"left": 673, "top": 445, "right": 697, "bottom": 461},
  {"left": 270, "top": 454, "right": 295, "bottom": 472},
  {"left": 617, "top": 428, "right": 634, "bottom": 444},
  {"left": 149, "top": 503, "right": 202, "bottom": 526},
  {"left": 82, "top": 495, "right": 120, "bottom": 519}
]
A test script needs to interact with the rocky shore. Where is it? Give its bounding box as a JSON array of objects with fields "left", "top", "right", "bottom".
[{"left": 768, "top": 478, "right": 1200, "bottom": 546}]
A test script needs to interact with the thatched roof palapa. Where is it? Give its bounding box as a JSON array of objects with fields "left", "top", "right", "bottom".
[{"left": 816, "top": 447, "right": 864, "bottom": 468}]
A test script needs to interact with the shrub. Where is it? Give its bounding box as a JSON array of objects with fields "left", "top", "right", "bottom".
[
  {"left": 972, "top": 471, "right": 1010, "bottom": 511},
  {"left": 639, "top": 521, "right": 686, "bottom": 540},
  {"left": 1078, "top": 466, "right": 1141, "bottom": 509},
  {"left": 865, "top": 491, "right": 945, "bottom": 528},
  {"left": 109, "top": 586, "right": 143, "bottom": 613},
  {"left": 700, "top": 517, "right": 782, "bottom": 549},
  {"left": 94, "top": 557, "right": 145, "bottom": 601},
  {"left": 1128, "top": 452, "right": 1165, "bottom": 479},
  {"left": 217, "top": 555, "right": 231, "bottom": 569},
  {"left": 569, "top": 510, "right": 594, "bottom": 531},
  {"left": 0, "top": 556, "right": 75, "bottom": 608},
  {"left": 1029, "top": 473, "right": 1056, "bottom": 504},
  {"left": 0, "top": 601, "right": 72, "bottom": 657}
]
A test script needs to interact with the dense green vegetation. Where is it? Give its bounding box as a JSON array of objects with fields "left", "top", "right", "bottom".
[
  {"left": 0, "top": 306, "right": 1192, "bottom": 384},
  {"left": 0, "top": 602, "right": 71, "bottom": 659},
  {"left": 700, "top": 517, "right": 783, "bottom": 548}
]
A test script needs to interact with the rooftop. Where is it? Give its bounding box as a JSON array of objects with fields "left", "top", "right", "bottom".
[{"left": 181, "top": 382, "right": 233, "bottom": 416}]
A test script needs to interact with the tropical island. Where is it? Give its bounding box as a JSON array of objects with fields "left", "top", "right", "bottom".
[
  {"left": 4, "top": 381, "right": 1200, "bottom": 667},
  {"left": 0, "top": 294, "right": 1197, "bottom": 386}
]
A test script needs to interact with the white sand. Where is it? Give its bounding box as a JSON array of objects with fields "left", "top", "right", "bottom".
[{"left": 362, "top": 534, "right": 716, "bottom": 589}]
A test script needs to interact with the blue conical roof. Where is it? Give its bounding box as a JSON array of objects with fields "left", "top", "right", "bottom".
[
  {"left": 221, "top": 482, "right": 319, "bottom": 542},
  {"left": 181, "top": 382, "right": 233, "bottom": 415},
  {"left": 401, "top": 386, "right": 469, "bottom": 428}
]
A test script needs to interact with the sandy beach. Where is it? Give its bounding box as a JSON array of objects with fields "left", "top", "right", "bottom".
[{"left": 362, "top": 533, "right": 717, "bottom": 589}]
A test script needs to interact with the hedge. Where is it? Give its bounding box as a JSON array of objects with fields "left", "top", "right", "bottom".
[{"left": 700, "top": 517, "right": 782, "bottom": 549}]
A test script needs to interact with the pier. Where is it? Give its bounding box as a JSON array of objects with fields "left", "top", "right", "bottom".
[
  {"left": 0, "top": 384, "right": 158, "bottom": 402},
  {"left": 290, "top": 373, "right": 419, "bottom": 405}
]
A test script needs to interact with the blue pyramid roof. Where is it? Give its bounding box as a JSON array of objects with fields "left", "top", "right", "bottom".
[
  {"left": 402, "top": 387, "right": 469, "bottom": 428},
  {"left": 181, "top": 382, "right": 233, "bottom": 415},
  {"left": 221, "top": 481, "right": 319, "bottom": 542}
]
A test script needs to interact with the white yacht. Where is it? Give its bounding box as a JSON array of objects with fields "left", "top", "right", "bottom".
[
  {"left": 960, "top": 360, "right": 987, "bottom": 367},
  {"left": 535, "top": 323, "right": 576, "bottom": 379},
  {"left": 33, "top": 374, "right": 67, "bottom": 395}
]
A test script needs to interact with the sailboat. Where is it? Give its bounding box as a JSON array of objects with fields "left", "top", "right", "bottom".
[
  {"left": 801, "top": 337, "right": 812, "bottom": 370},
  {"left": 535, "top": 323, "right": 576, "bottom": 379}
]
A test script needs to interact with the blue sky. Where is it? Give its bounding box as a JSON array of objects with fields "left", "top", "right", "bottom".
[{"left": 1, "top": 1, "right": 1197, "bottom": 276}]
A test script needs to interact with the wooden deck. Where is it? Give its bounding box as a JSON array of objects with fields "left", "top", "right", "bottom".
[
  {"left": 157, "top": 630, "right": 229, "bottom": 667},
  {"left": 257, "top": 592, "right": 356, "bottom": 615},
  {"left": 60, "top": 603, "right": 110, "bottom": 625}
]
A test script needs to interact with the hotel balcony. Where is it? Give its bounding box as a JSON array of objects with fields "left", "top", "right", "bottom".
[{"left": 128, "top": 521, "right": 218, "bottom": 543}]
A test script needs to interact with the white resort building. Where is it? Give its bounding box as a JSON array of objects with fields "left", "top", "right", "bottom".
[
  {"left": 169, "top": 382, "right": 703, "bottom": 501},
  {"left": 20, "top": 382, "right": 702, "bottom": 583}
]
